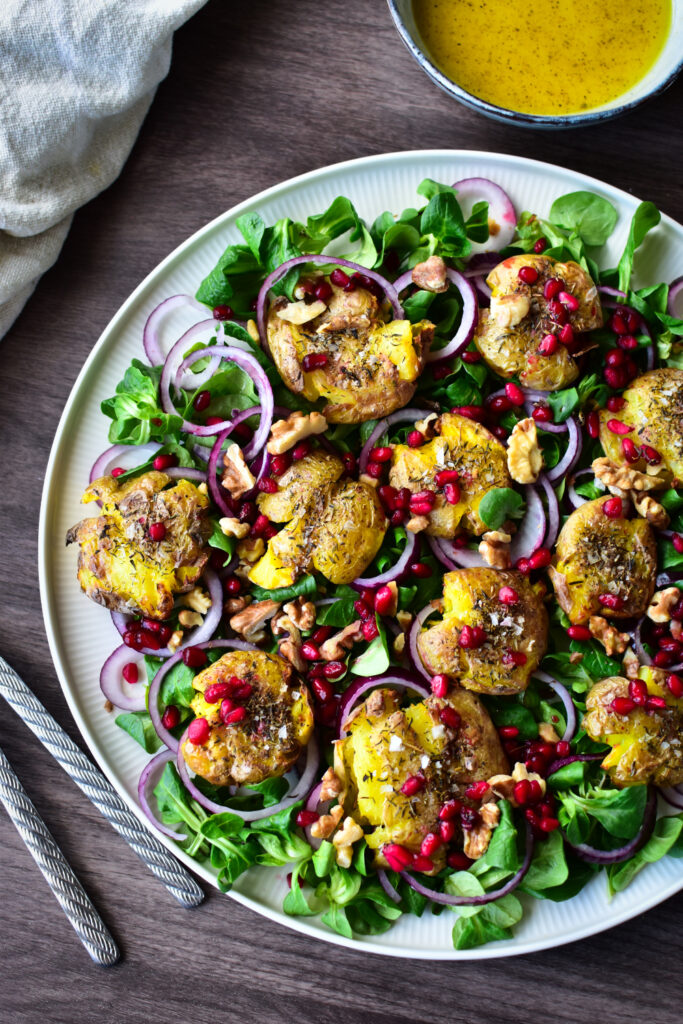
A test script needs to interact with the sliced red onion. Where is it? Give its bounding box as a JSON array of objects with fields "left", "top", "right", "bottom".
[
  {"left": 452, "top": 178, "right": 517, "bottom": 254},
  {"left": 472, "top": 275, "right": 492, "bottom": 306},
  {"left": 567, "top": 467, "right": 605, "bottom": 510},
  {"left": 256, "top": 254, "right": 403, "bottom": 355},
  {"left": 353, "top": 530, "right": 417, "bottom": 588},
  {"left": 509, "top": 485, "right": 546, "bottom": 562},
  {"left": 176, "top": 728, "right": 319, "bottom": 820},
  {"left": 288, "top": 733, "right": 321, "bottom": 801},
  {"left": 544, "top": 415, "right": 582, "bottom": 484},
  {"left": 426, "top": 269, "right": 478, "bottom": 363},
  {"left": 143, "top": 294, "right": 206, "bottom": 368},
  {"left": 668, "top": 276, "right": 683, "bottom": 318},
  {"left": 399, "top": 823, "right": 534, "bottom": 906},
  {"left": 89, "top": 442, "right": 162, "bottom": 482},
  {"left": 358, "top": 408, "right": 433, "bottom": 474},
  {"left": 659, "top": 785, "right": 683, "bottom": 811},
  {"left": 532, "top": 671, "right": 577, "bottom": 742},
  {"left": 99, "top": 645, "right": 147, "bottom": 711},
  {"left": 428, "top": 536, "right": 485, "bottom": 570},
  {"left": 537, "top": 475, "right": 560, "bottom": 550},
  {"left": 408, "top": 603, "right": 442, "bottom": 681},
  {"left": 138, "top": 748, "right": 188, "bottom": 841},
  {"left": 633, "top": 617, "right": 653, "bottom": 667},
  {"left": 598, "top": 286, "right": 627, "bottom": 302},
  {"left": 303, "top": 780, "right": 329, "bottom": 850},
  {"left": 656, "top": 571, "right": 683, "bottom": 587},
  {"left": 164, "top": 466, "right": 207, "bottom": 484},
  {"left": 148, "top": 637, "right": 258, "bottom": 752},
  {"left": 565, "top": 786, "right": 656, "bottom": 865},
  {"left": 463, "top": 252, "right": 501, "bottom": 277},
  {"left": 206, "top": 410, "right": 261, "bottom": 516},
  {"left": 546, "top": 753, "right": 603, "bottom": 776},
  {"left": 377, "top": 868, "right": 402, "bottom": 904},
  {"left": 337, "top": 671, "right": 431, "bottom": 737}
]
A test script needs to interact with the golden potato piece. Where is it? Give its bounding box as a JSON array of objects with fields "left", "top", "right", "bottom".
[
  {"left": 267, "top": 279, "right": 433, "bottom": 423},
  {"left": 182, "top": 650, "right": 314, "bottom": 787},
  {"left": 583, "top": 671, "right": 683, "bottom": 787},
  {"left": 66, "top": 471, "right": 210, "bottom": 619},
  {"left": 389, "top": 412, "right": 511, "bottom": 537},
  {"left": 417, "top": 568, "right": 547, "bottom": 695},
  {"left": 336, "top": 687, "right": 507, "bottom": 867},
  {"left": 313, "top": 480, "right": 387, "bottom": 584},
  {"left": 549, "top": 496, "right": 656, "bottom": 625},
  {"left": 257, "top": 450, "right": 344, "bottom": 522},
  {"left": 598, "top": 369, "right": 683, "bottom": 483},
  {"left": 474, "top": 253, "right": 602, "bottom": 391}
]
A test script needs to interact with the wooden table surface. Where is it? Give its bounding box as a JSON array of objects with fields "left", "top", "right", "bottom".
[{"left": 2, "top": 2, "right": 682, "bottom": 1021}]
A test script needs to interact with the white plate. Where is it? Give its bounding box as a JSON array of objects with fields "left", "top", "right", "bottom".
[{"left": 39, "top": 150, "right": 683, "bottom": 959}]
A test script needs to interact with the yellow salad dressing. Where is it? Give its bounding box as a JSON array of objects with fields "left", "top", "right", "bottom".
[{"left": 412, "top": 0, "right": 671, "bottom": 115}]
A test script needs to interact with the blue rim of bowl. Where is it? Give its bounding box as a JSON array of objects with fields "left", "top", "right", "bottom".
[{"left": 386, "top": 0, "right": 683, "bottom": 129}]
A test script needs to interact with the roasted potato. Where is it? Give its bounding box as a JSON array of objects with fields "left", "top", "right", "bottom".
[
  {"left": 66, "top": 471, "right": 210, "bottom": 619},
  {"left": 474, "top": 254, "right": 603, "bottom": 391},
  {"left": 249, "top": 451, "right": 387, "bottom": 588},
  {"left": 598, "top": 369, "right": 683, "bottom": 483},
  {"left": 335, "top": 687, "right": 508, "bottom": 868},
  {"left": 182, "top": 650, "right": 314, "bottom": 787},
  {"left": 389, "top": 412, "right": 511, "bottom": 537},
  {"left": 267, "top": 278, "right": 433, "bottom": 423},
  {"left": 548, "top": 496, "right": 656, "bottom": 624},
  {"left": 583, "top": 670, "right": 683, "bottom": 787},
  {"left": 417, "top": 568, "right": 548, "bottom": 695}
]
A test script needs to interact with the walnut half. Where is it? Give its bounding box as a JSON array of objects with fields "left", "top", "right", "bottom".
[
  {"left": 479, "top": 530, "right": 511, "bottom": 569},
  {"left": 507, "top": 417, "right": 543, "bottom": 484}
]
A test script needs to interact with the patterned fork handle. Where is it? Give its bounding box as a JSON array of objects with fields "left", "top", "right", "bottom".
[
  {"left": 0, "top": 744, "right": 119, "bottom": 965},
  {"left": 0, "top": 656, "right": 204, "bottom": 909}
]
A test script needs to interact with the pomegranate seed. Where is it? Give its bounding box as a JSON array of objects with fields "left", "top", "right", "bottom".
[
  {"left": 439, "top": 819, "right": 456, "bottom": 842},
  {"left": 538, "top": 334, "right": 559, "bottom": 356},
  {"left": 295, "top": 809, "right": 320, "bottom": 828},
  {"left": 161, "top": 705, "right": 180, "bottom": 730},
  {"left": 586, "top": 410, "right": 600, "bottom": 438},
  {"left": 513, "top": 780, "right": 532, "bottom": 806},
  {"left": 431, "top": 674, "right": 449, "bottom": 698},
  {"left": 525, "top": 755, "right": 548, "bottom": 775},
  {"left": 544, "top": 277, "right": 563, "bottom": 300},
  {"left": 270, "top": 453, "right": 291, "bottom": 476},
  {"left": 533, "top": 237, "right": 547, "bottom": 253},
  {"left": 465, "top": 780, "right": 490, "bottom": 801},
  {"left": 602, "top": 497, "right": 623, "bottom": 519},
  {"left": 223, "top": 706, "right": 247, "bottom": 726},
  {"left": 607, "top": 418, "right": 631, "bottom": 435},
  {"left": 401, "top": 773, "right": 426, "bottom": 797},
  {"left": 518, "top": 265, "right": 539, "bottom": 284},
  {"left": 362, "top": 619, "right": 379, "bottom": 642},
  {"left": 628, "top": 679, "right": 648, "bottom": 706},
  {"left": 237, "top": 500, "right": 257, "bottom": 523},
  {"left": 548, "top": 300, "right": 568, "bottom": 324},
  {"left": 153, "top": 453, "right": 178, "bottom": 471},
  {"left": 489, "top": 395, "right": 512, "bottom": 415},
  {"left": 365, "top": 461, "right": 384, "bottom": 480},
  {"left": 370, "top": 446, "right": 393, "bottom": 463},
  {"left": 205, "top": 415, "right": 224, "bottom": 427},
  {"left": 412, "top": 855, "right": 435, "bottom": 873},
  {"left": 311, "top": 626, "right": 331, "bottom": 645},
  {"left": 383, "top": 843, "right": 413, "bottom": 872},
  {"left": 460, "top": 807, "right": 478, "bottom": 830},
  {"left": 149, "top": 522, "right": 166, "bottom": 542},
  {"left": 354, "top": 598, "right": 373, "bottom": 621},
  {"left": 498, "top": 586, "right": 519, "bottom": 605},
  {"left": 499, "top": 726, "right": 520, "bottom": 739},
  {"left": 111, "top": 467, "right": 125, "bottom": 477},
  {"left": 122, "top": 662, "right": 139, "bottom": 685},
  {"left": 224, "top": 576, "right": 242, "bottom": 597},
  {"left": 606, "top": 396, "right": 625, "bottom": 412},
  {"left": 138, "top": 630, "right": 161, "bottom": 651},
  {"left": 529, "top": 547, "right": 552, "bottom": 570},
  {"left": 611, "top": 697, "right": 635, "bottom": 715},
  {"left": 617, "top": 333, "right": 638, "bottom": 351},
  {"left": 421, "top": 833, "right": 443, "bottom": 857},
  {"left": 434, "top": 468, "right": 460, "bottom": 486},
  {"left": 188, "top": 717, "right": 210, "bottom": 744},
  {"left": 532, "top": 403, "right": 553, "bottom": 422},
  {"left": 439, "top": 800, "right": 462, "bottom": 821},
  {"left": 610, "top": 312, "right": 628, "bottom": 335},
  {"left": 378, "top": 484, "right": 398, "bottom": 511},
  {"left": 409, "top": 489, "right": 436, "bottom": 510},
  {"left": 516, "top": 557, "right": 531, "bottom": 575},
  {"left": 646, "top": 696, "right": 667, "bottom": 713},
  {"left": 329, "top": 268, "right": 350, "bottom": 288},
  {"left": 443, "top": 481, "right": 461, "bottom": 505},
  {"left": 204, "top": 682, "right": 232, "bottom": 704},
  {"left": 503, "top": 382, "right": 525, "bottom": 406},
  {"left": 250, "top": 513, "right": 270, "bottom": 538},
  {"left": 606, "top": 348, "right": 626, "bottom": 367},
  {"left": 407, "top": 430, "right": 424, "bottom": 448},
  {"left": 193, "top": 390, "right": 211, "bottom": 413},
  {"left": 658, "top": 637, "right": 681, "bottom": 654},
  {"left": 502, "top": 650, "right": 528, "bottom": 667},
  {"left": 598, "top": 593, "right": 624, "bottom": 611},
  {"left": 310, "top": 279, "right": 332, "bottom": 302},
  {"left": 218, "top": 698, "right": 234, "bottom": 721},
  {"left": 182, "top": 646, "right": 208, "bottom": 669},
  {"left": 232, "top": 681, "right": 253, "bottom": 700},
  {"left": 213, "top": 305, "right": 234, "bottom": 320},
  {"left": 453, "top": 405, "right": 485, "bottom": 421},
  {"left": 439, "top": 706, "right": 462, "bottom": 730},
  {"left": 673, "top": 534, "right": 683, "bottom": 554},
  {"left": 528, "top": 780, "right": 544, "bottom": 803},
  {"left": 312, "top": 677, "right": 334, "bottom": 704},
  {"left": 374, "top": 586, "right": 395, "bottom": 616},
  {"left": 342, "top": 452, "right": 356, "bottom": 475},
  {"left": 667, "top": 674, "right": 683, "bottom": 698},
  {"left": 447, "top": 851, "right": 473, "bottom": 870},
  {"left": 625, "top": 310, "right": 641, "bottom": 332},
  {"left": 539, "top": 817, "right": 560, "bottom": 832},
  {"left": 433, "top": 364, "right": 451, "bottom": 380},
  {"left": 459, "top": 625, "right": 487, "bottom": 649},
  {"left": 409, "top": 562, "right": 432, "bottom": 579},
  {"left": 558, "top": 323, "right": 574, "bottom": 345},
  {"left": 621, "top": 437, "right": 640, "bottom": 463},
  {"left": 323, "top": 661, "right": 345, "bottom": 681},
  {"left": 302, "top": 352, "right": 329, "bottom": 372},
  {"left": 558, "top": 290, "right": 579, "bottom": 312},
  {"left": 291, "top": 440, "right": 311, "bottom": 461},
  {"left": 654, "top": 650, "right": 676, "bottom": 668},
  {"left": 301, "top": 641, "right": 321, "bottom": 661},
  {"left": 462, "top": 350, "right": 482, "bottom": 363},
  {"left": 640, "top": 444, "right": 661, "bottom": 465},
  {"left": 257, "top": 477, "right": 278, "bottom": 494},
  {"left": 604, "top": 366, "right": 627, "bottom": 389},
  {"left": 556, "top": 740, "right": 571, "bottom": 757}
]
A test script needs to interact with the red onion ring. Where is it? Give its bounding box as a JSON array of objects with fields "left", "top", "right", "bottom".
[
  {"left": 176, "top": 728, "right": 319, "bottom": 820},
  {"left": 452, "top": 178, "right": 517, "bottom": 254},
  {"left": 303, "top": 780, "right": 329, "bottom": 850},
  {"left": 164, "top": 467, "right": 207, "bottom": 484},
  {"left": 567, "top": 467, "right": 605, "bottom": 510},
  {"left": 89, "top": 442, "right": 161, "bottom": 483},
  {"left": 509, "top": 485, "right": 546, "bottom": 562},
  {"left": 633, "top": 617, "right": 653, "bottom": 667},
  {"left": 206, "top": 410, "right": 261, "bottom": 516},
  {"left": 358, "top": 408, "right": 433, "bottom": 474},
  {"left": 471, "top": 275, "right": 492, "bottom": 306},
  {"left": 408, "top": 603, "right": 442, "bottom": 681},
  {"left": 463, "top": 252, "right": 501, "bottom": 277},
  {"left": 353, "top": 530, "right": 417, "bottom": 588},
  {"left": 532, "top": 671, "right": 577, "bottom": 742},
  {"left": 544, "top": 415, "right": 582, "bottom": 484},
  {"left": 399, "top": 823, "right": 534, "bottom": 906},
  {"left": 668, "top": 276, "right": 683, "bottom": 318},
  {"left": 659, "top": 785, "right": 683, "bottom": 811},
  {"left": 377, "top": 869, "right": 402, "bottom": 904},
  {"left": 143, "top": 294, "right": 206, "bottom": 368},
  {"left": 428, "top": 536, "right": 485, "bottom": 570},
  {"left": 426, "top": 269, "right": 478, "bottom": 363},
  {"left": 99, "top": 645, "right": 147, "bottom": 711},
  {"left": 598, "top": 286, "right": 627, "bottom": 302},
  {"left": 546, "top": 753, "right": 603, "bottom": 776},
  {"left": 337, "top": 671, "right": 432, "bottom": 737},
  {"left": 537, "top": 475, "right": 560, "bottom": 550},
  {"left": 137, "top": 748, "right": 188, "bottom": 841},
  {"left": 564, "top": 787, "right": 656, "bottom": 865}
]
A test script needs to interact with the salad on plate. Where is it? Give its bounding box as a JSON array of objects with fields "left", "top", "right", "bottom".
[{"left": 65, "top": 173, "right": 683, "bottom": 950}]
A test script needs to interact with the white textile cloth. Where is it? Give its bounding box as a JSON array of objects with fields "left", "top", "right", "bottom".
[{"left": 0, "top": 0, "right": 207, "bottom": 339}]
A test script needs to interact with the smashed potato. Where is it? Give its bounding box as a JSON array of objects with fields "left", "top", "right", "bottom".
[
  {"left": 267, "top": 278, "right": 433, "bottom": 423},
  {"left": 417, "top": 568, "right": 548, "bottom": 695},
  {"left": 548, "top": 496, "right": 656, "bottom": 624},
  {"left": 335, "top": 687, "right": 507, "bottom": 868},
  {"left": 66, "top": 471, "right": 210, "bottom": 619},
  {"left": 182, "top": 650, "right": 314, "bottom": 787},
  {"left": 389, "top": 412, "right": 511, "bottom": 537},
  {"left": 474, "top": 253, "right": 602, "bottom": 391},
  {"left": 583, "top": 671, "right": 683, "bottom": 787}
]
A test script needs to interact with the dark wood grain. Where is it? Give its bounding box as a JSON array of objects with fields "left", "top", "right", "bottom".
[{"left": 1, "top": 1, "right": 682, "bottom": 1020}]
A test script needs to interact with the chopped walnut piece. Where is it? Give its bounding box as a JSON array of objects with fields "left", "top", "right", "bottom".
[
  {"left": 479, "top": 530, "right": 511, "bottom": 569},
  {"left": 271, "top": 611, "right": 299, "bottom": 641},
  {"left": 411, "top": 255, "right": 449, "bottom": 293},
  {"left": 222, "top": 443, "right": 256, "bottom": 499},
  {"left": 283, "top": 597, "right": 316, "bottom": 631},
  {"left": 507, "top": 417, "right": 543, "bottom": 484},
  {"left": 406, "top": 514, "right": 430, "bottom": 534},
  {"left": 333, "top": 816, "right": 364, "bottom": 868},
  {"left": 487, "top": 774, "right": 516, "bottom": 802},
  {"left": 230, "top": 599, "right": 281, "bottom": 638},
  {"left": 589, "top": 615, "right": 630, "bottom": 656},
  {"left": 622, "top": 646, "right": 640, "bottom": 679},
  {"left": 178, "top": 609, "right": 203, "bottom": 628},
  {"left": 646, "top": 587, "right": 681, "bottom": 623},
  {"left": 309, "top": 804, "right": 344, "bottom": 839},
  {"left": 631, "top": 491, "right": 670, "bottom": 528},
  {"left": 181, "top": 586, "right": 212, "bottom": 614},
  {"left": 275, "top": 299, "right": 327, "bottom": 325},
  {"left": 219, "top": 516, "right": 250, "bottom": 539},
  {"left": 168, "top": 629, "right": 184, "bottom": 653},
  {"left": 320, "top": 767, "right": 344, "bottom": 802},
  {"left": 278, "top": 638, "right": 306, "bottom": 672},
  {"left": 319, "top": 620, "right": 362, "bottom": 661},
  {"left": 592, "top": 457, "right": 660, "bottom": 494},
  {"left": 672, "top": 620, "right": 683, "bottom": 640},
  {"left": 463, "top": 802, "right": 500, "bottom": 860},
  {"left": 266, "top": 410, "right": 328, "bottom": 455},
  {"left": 397, "top": 610, "right": 413, "bottom": 631},
  {"left": 236, "top": 537, "right": 265, "bottom": 563},
  {"left": 538, "top": 722, "right": 560, "bottom": 744},
  {"left": 415, "top": 412, "right": 438, "bottom": 438},
  {"left": 225, "top": 597, "right": 249, "bottom": 615}
]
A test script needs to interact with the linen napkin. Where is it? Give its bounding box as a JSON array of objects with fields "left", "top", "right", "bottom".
[{"left": 0, "top": 0, "right": 207, "bottom": 340}]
